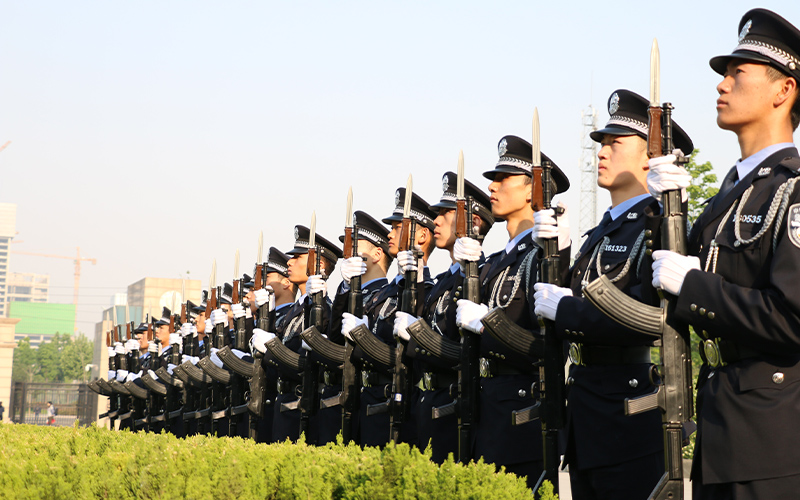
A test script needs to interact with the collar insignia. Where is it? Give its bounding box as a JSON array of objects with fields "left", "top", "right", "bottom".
[
  {"left": 758, "top": 166, "right": 771, "bottom": 176},
  {"left": 517, "top": 243, "right": 526, "bottom": 252},
  {"left": 627, "top": 212, "right": 638, "bottom": 219}
]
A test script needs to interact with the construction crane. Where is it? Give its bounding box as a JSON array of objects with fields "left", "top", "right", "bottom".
[{"left": 10, "top": 246, "right": 97, "bottom": 332}]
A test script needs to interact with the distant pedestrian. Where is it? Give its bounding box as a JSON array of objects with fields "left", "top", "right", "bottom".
[
  {"left": 0, "top": 401, "right": 4, "bottom": 422},
  {"left": 46, "top": 401, "right": 55, "bottom": 426}
]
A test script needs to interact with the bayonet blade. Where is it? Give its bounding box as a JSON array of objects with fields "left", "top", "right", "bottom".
[
  {"left": 650, "top": 38, "right": 660, "bottom": 106},
  {"left": 346, "top": 187, "right": 353, "bottom": 228},
  {"left": 124, "top": 304, "right": 129, "bottom": 324},
  {"left": 234, "top": 249, "right": 240, "bottom": 279},
  {"left": 257, "top": 231, "right": 263, "bottom": 263},
  {"left": 112, "top": 305, "right": 118, "bottom": 328},
  {"left": 181, "top": 280, "right": 186, "bottom": 305},
  {"left": 532, "top": 108, "right": 541, "bottom": 167},
  {"left": 403, "top": 175, "right": 413, "bottom": 218},
  {"left": 211, "top": 260, "right": 217, "bottom": 290},
  {"left": 309, "top": 211, "right": 317, "bottom": 249},
  {"left": 456, "top": 150, "right": 465, "bottom": 200}
]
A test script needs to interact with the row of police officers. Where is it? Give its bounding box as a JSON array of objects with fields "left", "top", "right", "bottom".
[{"left": 90, "top": 8, "right": 800, "bottom": 499}]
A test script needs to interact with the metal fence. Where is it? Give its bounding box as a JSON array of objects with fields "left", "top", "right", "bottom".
[{"left": 9, "top": 382, "right": 98, "bottom": 427}]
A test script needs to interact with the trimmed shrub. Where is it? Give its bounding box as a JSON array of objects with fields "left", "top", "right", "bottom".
[{"left": 0, "top": 423, "right": 534, "bottom": 499}]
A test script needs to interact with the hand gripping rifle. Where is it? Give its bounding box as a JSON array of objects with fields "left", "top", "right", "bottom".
[
  {"left": 389, "top": 175, "right": 419, "bottom": 444},
  {"left": 157, "top": 298, "right": 186, "bottom": 425},
  {"left": 582, "top": 40, "right": 693, "bottom": 500},
  {"left": 246, "top": 233, "right": 271, "bottom": 440},
  {"left": 226, "top": 253, "right": 252, "bottom": 435},
  {"left": 299, "top": 212, "right": 324, "bottom": 443}
]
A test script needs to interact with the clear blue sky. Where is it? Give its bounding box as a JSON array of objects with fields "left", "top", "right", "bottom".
[{"left": 1, "top": 1, "right": 798, "bottom": 333}]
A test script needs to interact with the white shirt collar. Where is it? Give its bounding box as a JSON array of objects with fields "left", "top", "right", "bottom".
[
  {"left": 275, "top": 302, "right": 292, "bottom": 311},
  {"left": 505, "top": 228, "right": 533, "bottom": 254},
  {"left": 608, "top": 193, "right": 653, "bottom": 221},
  {"left": 736, "top": 143, "right": 795, "bottom": 181},
  {"left": 362, "top": 277, "right": 387, "bottom": 288}
]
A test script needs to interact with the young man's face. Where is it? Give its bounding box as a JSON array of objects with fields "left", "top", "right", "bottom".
[
  {"left": 716, "top": 60, "right": 785, "bottom": 132},
  {"left": 488, "top": 173, "right": 530, "bottom": 219},
  {"left": 287, "top": 253, "right": 309, "bottom": 285},
  {"left": 597, "top": 134, "right": 648, "bottom": 192},
  {"left": 433, "top": 208, "right": 457, "bottom": 250},
  {"left": 387, "top": 221, "right": 402, "bottom": 258},
  {"left": 156, "top": 325, "right": 170, "bottom": 345}
]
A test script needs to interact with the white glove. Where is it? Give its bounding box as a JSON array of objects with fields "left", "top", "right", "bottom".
[
  {"left": 116, "top": 369, "right": 128, "bottom": 382},
  {"left": 167, "top": 364, "right": 176, "bottom": 375},
  {"left": 180, "top": 323, "right": 192, "bottom": 337},
  {"left": 393, "top": 311, "right": 418, "bottom": 342},
  {"left": 453, "top": 237, "right": 482, "bottom": 267},
  {"left": 209, "top": 348, "right": 224, "bottom": 369},
  {"left": 189, "top": 356, "right": 200, "bottom": 365},
  {"left": 114, "top": 343, "right": 125, "bottom": 356},
  {"left": 301, "top": 339, "right": 312, "bottom": 351},
  {"left": 205, "top": 319, "right": 213, "bottom": 333},
  {"left": 190, "top": 324, "right": 198, "bottom": 337},
  {"left": 126, "top": 339, "right": 140, "bottom": 353},
  {"left": 250, "top": 328, "right": 277, "bottom": 354},
  {"left": 169, "top": 333, "right": 181, "bottom": 346},
  {"left": 651, "top": 249, "right": 701, "bottom": 295},
  {"left": 456, "top": 299, "right": 489, "bottom": 334},
  {"left": 210, "top": 308, "right": 227, "bottom": 325},
  {"left": 532, "top": 201, "right": 571, "bottom": 251},
  {"left": 397, "top": 250, "right": 418, "bottom": 274},
  {"left": 107, "top": 347, "right": 115, "bottom": 358},
  {"left": 342, "top": 312, "right": 369, "bottom": 341},
  {"left": 340, "top": 256, "right": 367, "bottom": 285},
  {"left": 533, "top": 283, "right": 573, "bottom": 321},
  {"left": 307, "top": 274, "right": 327, "bottom": 295},
  {"left": 125, "top": 372, "right": 139, "bottom": 383},
  {"left": 231, "top": 303, "right": 246, "bottom": 319},
  {"left": 148, "top": 343, "right": 158, "bottom": 355},
  {"left": 232, "top": 349, "right": 249, "bottom": 359},
  {"left": 254, "top": 287, "right": 272, "bottom": 307},
  {"left": 148, "top": 369, "right": 158, "bottom": 380},
  {"left": 108, "top": 370, "right": 116, "bottom": 380},
  {"left": 181, "top": 354, "right": 191, "bottom": 365},
  {"left": 647, "top": 153, "right": 691, "bottom": 202}
]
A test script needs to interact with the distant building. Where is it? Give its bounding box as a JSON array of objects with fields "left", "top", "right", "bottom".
[
  {"left": 8, "top": 302, "right": 75, "bottom": 348},
  {"left": 6, "top": 272, "right": 49, "bottom": 303},
  {"left": 0, "top": 203, "right": 16, "bottom": 317}
]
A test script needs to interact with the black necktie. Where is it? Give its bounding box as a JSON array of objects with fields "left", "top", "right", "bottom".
[{"left": 586, "top": 211, "right": 613, "bottom": 250}]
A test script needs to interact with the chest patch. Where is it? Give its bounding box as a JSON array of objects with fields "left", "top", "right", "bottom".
[
  {"left": 604, "top": 244, "right": 628, "bottom": 253},
  {"left": 788, "top": 204, "right": 800, "bottom": 249}
]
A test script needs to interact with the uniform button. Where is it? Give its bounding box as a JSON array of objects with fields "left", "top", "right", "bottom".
[
  {"left": 708, "top": 371, "right": 715, "bottom": 379},
  {"left": 265, "top": 399, "right": 272, "bottom": 405},
  {"left": 500, "top": 354, "right": 506, "bottom": 360},
  {"left": 699, "top": 308, "right": 706, "bottom": 316},
  {"left": 454, "top": 291, "right": 461, "bottom": 298},
  {"left": 604, "top": 264, "right": 610, "bottom": 271},
  {"left": 708, "top": 312, "right": 715, "bottom": 320},
  {"left": 629, "top": 379, "right": 638, "bottom": 388},
  {"left": 415, "top": 347, "right": 420, "bottom": 353},
  {"left": 645, "top": 239, "right": 653, "bottom": 248},
  {"left": 566, "top": 377, "right": 574, "bottom": 386},
  {"left": 645, "top": 229, "right": 652, "bottom": 237},
  {"left": 773, "top": 372, "right": 785, "bottom": 384},
  {"left": 690, "top": 304, "right": 697, "bottom": 312},
  {"left": 457, "top": 286, "right": 462, "bottom": 291},
  {"left": 502, "top": 295, "right": 508, "bottom": 301},
  {"left": 565, "top": 329, "right": 570, "bottom": 335},
  {"left": 421, "top": 349, "right": 428, "bottom": 356},
  {"left": 576, "top": 270, "right": 582, "bottom": 276},
  {"left": 518, "top": 389, "right": 527, "bottom": 397}
]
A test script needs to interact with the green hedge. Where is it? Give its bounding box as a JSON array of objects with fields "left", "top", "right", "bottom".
[{"left": 0, "top": 423, "right": 552, "bottom": 499}]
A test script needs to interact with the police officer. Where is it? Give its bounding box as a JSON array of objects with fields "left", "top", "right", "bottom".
[
  {"left": 533, "top": 89, "right": 693, "bottom": 499},
  {"left": 455, "top": 137, "right": 568, "bottom": 489},
  {"left": 648, "top": 8, "right": 800, "bottom": 498},
  {"left": 394, "top": 171, "right": 494, "bottom": 463}
]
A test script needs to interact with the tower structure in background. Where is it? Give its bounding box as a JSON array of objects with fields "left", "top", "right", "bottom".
[
  {"left": 0, "top": 204, "right": 17, "bottom": 317},
  {"left": 579, "top": 106, "right": 599, "bottom": 235}
]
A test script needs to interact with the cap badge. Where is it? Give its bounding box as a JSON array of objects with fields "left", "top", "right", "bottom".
[
  {"left": 609, "top": 93, "right": 620, "bottom": 115},
  {"left": 294, "top": 227, "right": 299, "bottom": 241},
  {"left": 498, "top": 138, "right": 508, "bottom": 157},
  {"left": 442, "top": 175, "right": 449, "bottom": 193},
  {"left": 739, "top": 19, "right": 752, "bottom": 43},
  {"left": 395, "top": 190, "right": 401, "bottom": 207},
  {"left": 352, "top": 213, "right": 358, "bottom": 226}
]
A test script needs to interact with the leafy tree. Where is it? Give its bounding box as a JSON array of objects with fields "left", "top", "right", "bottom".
[
  {"left": 36, "top": 332, "right": 65, "bottom": 382},
  {"left": 685, "top": 149, "right": 719, "bottom": 223},
  {"left": 60, "top": 334, "right": 94, "bottom": 383},
  {"left": 11, "top": 337, "right": 39, "bottom": 382}
]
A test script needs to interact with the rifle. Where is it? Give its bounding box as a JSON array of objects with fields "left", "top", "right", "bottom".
[
  {"left": 100, "top": 329, "right": 119, "bottom": 424},
  {"left": 453, "top": 152, "right": 482, "bottom": 463},
  {"left": 227, "top": 251, "right": 251, "bottom": 435},
  {"left": 389, "top": 175, "right": 419, "bottom": 444},
  {"left": 341, "top": 187, "right": 362, "bottom": 443},
  {"left": 298, "top": 212, "right": 323, "bottom": 443},
  {"left": 582, "top": 39, "right": 693, "bottom": 500},
  {"left": 247, "top": 232, "right": 272, "bottom": 441}
]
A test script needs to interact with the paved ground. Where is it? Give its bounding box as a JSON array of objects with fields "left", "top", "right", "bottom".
[{"left": 555, "top": 470, "right": 692, "bottom": 499}]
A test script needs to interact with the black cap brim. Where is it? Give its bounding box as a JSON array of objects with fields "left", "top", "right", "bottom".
[
  {"left": 285, "top": 247, "right": 309, "bottom": 256},
  {"left": 429, "top": 200, "right": 457, "bottom": 211},
  {"left": 589, "top": 126, "right": 640, "bottom": 143},
  {"left": 482, "top": 165, "right": 528, "bottom": 181},
  {"left": 380, "top": 214, "right": 403, "bottom": 225},
  {"left": 710, "top": 51, "right": 775, "bottom": 76}
]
